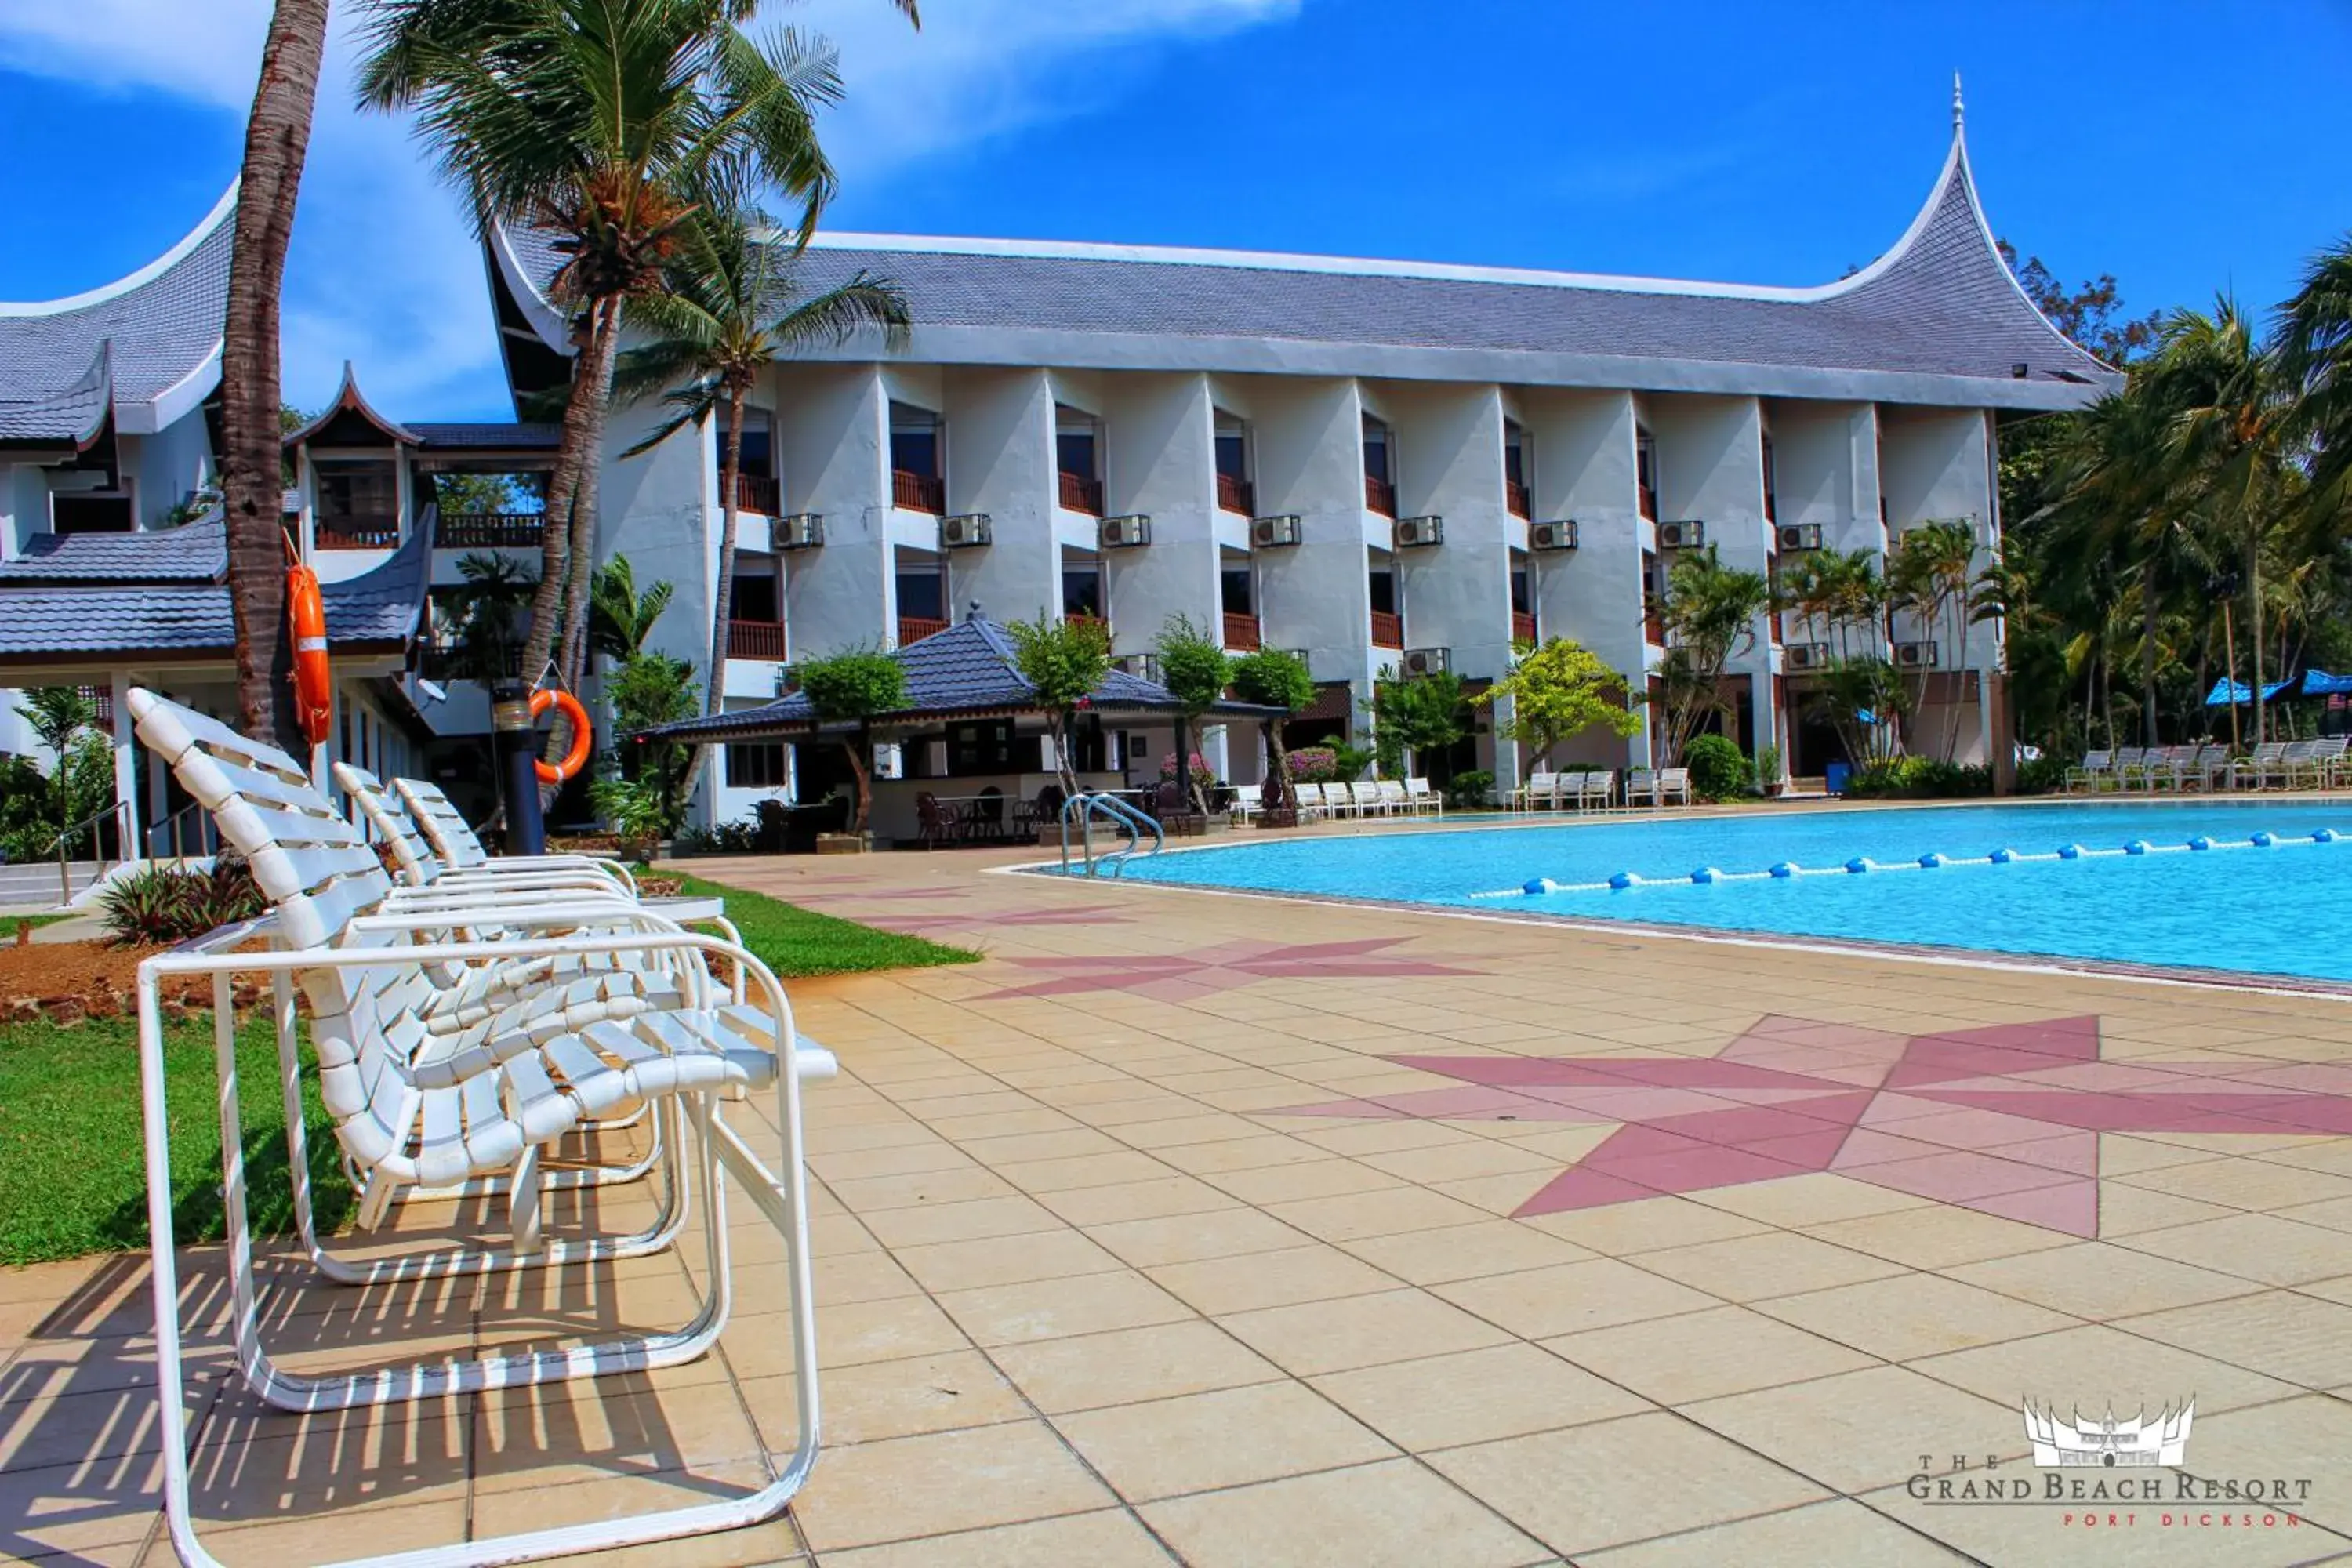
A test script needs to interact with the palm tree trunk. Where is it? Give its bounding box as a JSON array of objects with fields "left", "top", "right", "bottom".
[
  {"left": 2142, "top": 584, "right": 2160, "bottom": 746},
  {"left": 521, "top": 314, "right": 604, "bottom": 687},
  {"left": 2248, "top": 536, "right": 2266, "bottom": 746},
  {"left": 223, "top": 0, "right": 330, "bottom": 752},
  {"left": 557, "top": 298, "right": 622, "bottom": 693},
  {"left": 680, "top": 390, "right": 746, "bottom": 804}
]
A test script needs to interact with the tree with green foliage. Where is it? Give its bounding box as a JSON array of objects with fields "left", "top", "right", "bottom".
[
  {"left": 792, "top": 648, "right": 908, "bottom": 831},
  {"left": 437, "top": 552, "right": 538, "bottom": 680},
  {"left": 606, "top": 649, "right": 700, "bottom": 831},
  {"left": 1474, "top": 637, "right": 1642, "bottom": 772},
  {"left": 1154, "top": 615, "right": 1232, "bottom": 815},
  {"left": 432, "top": 471, "right": 536, "bottom": 517},
  {"left": 1887, "top": 518, "right": 1989, "bottom": 763},
  {"left": 1004, "top": 615, "right": 1112, "bottom": 797},
  {"left": 1229, "top": 648, "right": 1315, "bottom": 811},
  {"left": 588, "top": 555, "right": 677, "bottom": 663},
  {"left": 1371, "top": 668, "right": 1470, "bottom": 785},
  {"left": 1806, "top": 657, "right": 1910, "bottom": 771},
  {"left": 16, "top": 688, "right": 100, "bottom": 849},
  {"left": 1655, "top": 547, "right": 1772, "bottom": 764}
]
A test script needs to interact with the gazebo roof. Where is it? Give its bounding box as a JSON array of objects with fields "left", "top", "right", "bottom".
[{"left": 637, "top": 613, "right": 1281, "bottom": 744}]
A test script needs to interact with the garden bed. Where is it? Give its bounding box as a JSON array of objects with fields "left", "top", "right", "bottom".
[{"left": 0, "top": 938, "right": 261, "bottom": 1025}]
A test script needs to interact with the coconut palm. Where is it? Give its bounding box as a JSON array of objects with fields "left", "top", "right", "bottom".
[
  {"left": 2277, "top": 234, "right": 2352, "bottom": 522},
  {"left": 223, "top": 0, "right": 332, "bottom": 750},
  {"left": 587, "top": 554, "right": 677, "bottom": 662},
  {"left": 613, "top": 193, "right": 909, "bottom": 793},
  {"left": 436, "top": 551, "right": 539, "bottom": 680},
  {"left": 357, "top": 0, "right": 858, "bottom": 713},
  {"left": 1654, "top": 546, "right": 1770, "bottom": 764}
]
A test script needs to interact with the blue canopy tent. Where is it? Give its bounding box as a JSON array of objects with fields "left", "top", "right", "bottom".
[
  {"left": 2204, "top": 677, "right": 2294, "bottom": 706},
  {"left": 2302, "top": 670, "right": 2352, "bottom": 697}
]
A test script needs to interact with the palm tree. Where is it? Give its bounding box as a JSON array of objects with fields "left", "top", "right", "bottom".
[
  {"left": 357, "top": 0, "right": 858, "bottom": 712},
  {"left": 613, "top": 194, "right": 908, "bottom": 793},
  {"left": 437, "top": 551, "right": 538, "bottom": 680},
  {"left": 587, "top": 555, "right": 677, "bottom": 662},
  {"left": 223, "top": 0, "right": 332, "bottom": 750},
  {"left": 15, "top": 688, "right": 101, "bottom": 852},
  {"left": 1654, "top": 547, "right": 1770, "bottom": 764},
  {"left": 2278, "top": 234, "right": 2352, "bottom": 524}
]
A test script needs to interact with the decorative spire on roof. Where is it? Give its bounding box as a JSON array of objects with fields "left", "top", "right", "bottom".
[{"left": 1952, "top": 71, "right": 1965, "bottom": 132}]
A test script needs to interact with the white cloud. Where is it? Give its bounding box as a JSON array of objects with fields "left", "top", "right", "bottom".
[{"left": 0, "top": 0, "right": 1298, "bottom": 417}]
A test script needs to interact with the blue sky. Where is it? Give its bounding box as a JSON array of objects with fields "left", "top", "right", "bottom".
[{"left": 0, "top": 0, "right": 2344, "bottom": 420}]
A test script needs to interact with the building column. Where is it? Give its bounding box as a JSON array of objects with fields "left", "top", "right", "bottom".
[{"left": 109, "top": 670, "right": 140, "bottom": 864}]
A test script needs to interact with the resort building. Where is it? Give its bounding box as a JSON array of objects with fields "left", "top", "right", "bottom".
[{"left": 485, "top": 99, "right": 2118, "bottom": 824}]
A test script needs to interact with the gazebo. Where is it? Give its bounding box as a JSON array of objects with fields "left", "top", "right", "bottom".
[{"left": 637, "top": 612, "right": 1283, "bottom": 844}]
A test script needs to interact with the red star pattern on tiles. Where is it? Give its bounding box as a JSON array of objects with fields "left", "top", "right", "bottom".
[
  {"left": 978, "top": 937, "right": 1483, "bottom": 1002},
  {"left": 1269, "top": 1014, "right": 2352, "bottom": 1237}
]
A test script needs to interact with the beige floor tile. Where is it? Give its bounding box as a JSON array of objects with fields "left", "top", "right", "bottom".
[
  {"left": 1261, "top": 1187, "right": 1498, "bottom": 1243},
  {"left": 1086, "top": 1208, "right": 1316, "bottom": 1268},
  {"left": 1033, "top": 1175, "right": 1240, "bottom": 1227},
  {"left": 1200, "top": 1160, "right": 1408, "bottom": 1204},
  {"left": 793, "top": 1421, "right": 1116, "bottom": 1552},
  {"left": 1340, "top": 1220, "right": 1594, "bottom": 1285},
  {"left": 990, "top": 1319, "right": 1281, "bottom": 1414},
  {"left": 931, "top": 1270, "right": 1194, "bottom": 1347},
  {"left": 1138, "top": 1457, "right": 1549, "bottom": 1568},
  {"left": 2114, "top": 1290, "right": 2352, "bottom": 1392},
  {"left": 1519, "top": 1195, "right": 1772, "bottom": 1256},
  {"left": 1801, "top": 1203, "right": 2080, "bottom": 1270},
  {"left": 819, "top": 1508, "right": 1176, "bottom": 1568},
  {"left": 1686, "top": 1172, "right": 1938, "bottom": 1228},
  {"left": 1682, "top": 1364, "right": 2020, "bottom": 1493},
  {"left": 856, "top": 1195, "right": 1067, "bottom": 1250},
  {"left": 1145, "top": 1244, "right": 1398, "bottom": 1315},
  {"left": 2094, "top": 1183, "right": 2243, "bottom": 1236},
  {"left": 1218, "top": 1287, "right": 1511, "bottom": 1377},
  {"left": 889, "top": 1229, "right": 1127, "bottom": 1294},
  {"left": 1907, "top": 1321, "right": 2298, "bottom": 1418},
  {"left": 1755, "top": 1272, "right": 2080, "bottom": 1360},
  {"left": 1428, "top": 1411, "right": 1828, "bottom": 1556},
  {"left": 1055, "top": 1381, "right": 1395, "bottom": 1501},
  {"left": 1946, "top": 1242, "right": 2265, "bottom": 1321},
  {"left": 2111, "top": 1213, "right": 2352, "bottom": 1287},
  {"left": 1630, "top": 1231, "right": 1908, "bottom": 1304},
  {"left": 1154, "top": 1134, "right": 1345, "bottom": 1174},
  {"left": 1356, "top": 1139, "right": 1560, "bottom": 1185},
  {"left": 731, "top": 1294, "right": 967, "bottom": 1381},
  {"left": 989, "top": 1149, "right": 1174, "bottom": 1194},
  {"left": 2154, "top": 1394, "right": 2352, "bottom": 1536},
  {"left": 1432, "top": 1258, "right": 1720, "bottom": 1340},
  {"left": 1579, "top": 1497, "right": 1971, "bottom": 1566},
  {"left": 2117, "top": 1157, "right": 2352, "bottom": 1213},
  {"left": 1544, "top": 1305, "right": 1878, "bottom": 1405},
  {"left": 826, "top": 1164, "right": 1016, "bottom": 1214},
  {"left": 1309, "top": 1341, "right": 1653, "bottom": 1450},
  {"left": 782, "top": 1348, "right": 1027, "bottom": 1445}
]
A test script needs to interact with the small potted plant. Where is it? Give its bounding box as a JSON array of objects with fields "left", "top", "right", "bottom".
[
  {"left": 1755, "top": 743, "right": 1784, "bottom": 799},
  {"left": 590, "top": 775, "right": 673, "bottom": 864}
]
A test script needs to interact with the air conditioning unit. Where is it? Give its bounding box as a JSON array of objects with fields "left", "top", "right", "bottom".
[
  {"left": 1777, "top": 523, "right": 1823, "bottom": 552},
  {"left": 1394, "top": 515, "right": 1444, "bottom": 549},
  {"left": 1403, "top": 646, "right": 1451, "bottom": 676},
  {"left": 1099, "top": 514, "right": 1152, "bottom": 549},
  {"left": 773, "top": 512, "right": 823, "bottom": 550},
  {"left": 939, "top": 513, "right": 992, "bottom": 549},
  {"left": 1250, "top": 514, "right": 1303, "bottom": 548},
  {"left": 1658, "top": 520, "right": 1705, "bottom": 550},
  {"left": 1116, "top": 653, "right": 1162, "bottom": 684},
  {"left": 1895, "top": 641, "right": 1940, "bottom": 669},
  {"left": 1784, "top": 642, "right": 1832, "bottom": 672},
  {"left": 1530, "top": 519, "right": 1578, "bottom": 552}
]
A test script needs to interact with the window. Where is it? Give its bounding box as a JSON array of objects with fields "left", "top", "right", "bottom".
[
  {"left": 888, "top": 405, "right": 939, "bottom": 478},
  {"left": 1221, "top": 568, "right": 1254, "bottom": 615},
  {"left": 1510, "top": 566, "right": 1531, "bottom": 617},
  {"left": 1635, "top": 428, "right": 1658, "bottom": 520},
  {"left": 1054, "top": 408, "right": 1098, "bottom": 479},
  {"left": 739, "top": 408, "right": 775, "bottom": 480},
  {"left": 1214, "top": 421, "right": 1248, "bottom": 481},
  {"left": 1367, "top": 566, "right": 1397, "bottom": 616},
  {"left": 726, "top": 743, "right": 789, "bottom": 788},
  {"left": 946, "top": 720, "right": 1014, "bottom": 775},
  {"left": 52, "top": 492, "right": 133, "bottom": 534},
  {"left": 1361, "top": 416, "right": 1392, "bottom": 483},
  {"left": 731, "top": 573, "right": 779, "bottom": 622},
  {"left": 897, "top": 569, "right": 946, "bottom": 622},
  {"left": 316, "top": 461, "right": 397, "bottom": 521},
  {"left": 1761, "top": 434, "right": 1777, "bottom": 524},
  {"left": 1504, "top": 421, "right": 1526, "bottom": 488},
  {"left": 1061, "top": 568, "right": 1101, "bottom": 619}
]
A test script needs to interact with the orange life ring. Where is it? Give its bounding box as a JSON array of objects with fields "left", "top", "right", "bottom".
[
  {"left": 287, "top": 564, "right": 332, "bottom": 748},
  {"left": 530, "top": 688, "right": 593, "bottom": 785}
]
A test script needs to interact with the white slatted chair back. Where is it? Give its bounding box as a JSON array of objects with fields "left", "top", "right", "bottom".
[
  {"left": 1660, "top": 768, "right": 1691, "bottom": 800},
  {"left": 394, "top": 778, "right": 492, "bottom": 868},
  {"left": 1378, "top": 779, "right": 1410, "bottom": 811},
  {"left": 333, "top": 762, "right": 445, "bottom": 886},
  {"left": 2083, "top": 750, "right": 2112, "bottom": 769},
  {"left": 1588, "top": 769, "right": 1617, "bottom": 804},
  {"left": 1628, "top": 768, "right": 1658, "bottom": 797}
]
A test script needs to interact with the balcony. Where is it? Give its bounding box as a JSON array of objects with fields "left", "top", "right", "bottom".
[
  {"left": 1639, "top": 481, "right": 1658, "bottom": 522},
  {"left": 1058, "top": 470, "right": 1102, "bottom": 514},
  {"left": 734, "top": 471, "right": 780, "bottom": 517},
  {"left": 898, "top": 615, "right": 949, "bottom": 647},
  {"left": 438, "top": 512, "right": 545, "bottom": 550},
  {"left": 1512, "top": 611, "right": 1537, "bottom": 644},
  {"left": 893, "top": 469, "right": 944, "bottom": 514},
  {"left": 1370, "top": 609, "right": 1404, "bottom": 648},
  {"left": 419, "top": 642, "right": 521, "bottom": 681},
  {"left": 1364, "top": 474, "right": 1396, "bottom": 517},
  {"left": 1506, "top": 481, "right": 1530, "bottom": 520},
  {"left": 1222, "top": 611, "right": 1261, "bottom": 652},
  {"left": 1217, "top": 472, "right": 1254, "bottom": 516},
  {"left": 317, "top": 515, "right": 401, "bottom": 550},
  {"left": 1644, "top": 607, "right": 1665, "bottom": 646},
  {"left": 726, "top": 619, "right": 787, "bottom": 662}
]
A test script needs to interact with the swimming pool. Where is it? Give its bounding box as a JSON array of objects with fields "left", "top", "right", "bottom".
[{"left": 1109, "top": 801, "right": 2352, "bottom": 984}]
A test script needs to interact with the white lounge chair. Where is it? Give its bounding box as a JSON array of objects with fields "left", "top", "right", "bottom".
[
  {"left": 1377, "top": 779, "right": 1411, "bottom": 815},
  {"left": 1581, "top": 769, "right": 1618, "bottom": 811},
  {"left": 1405, "top": 776, "right": 1443, "bottom": 815},
  {"left": 2232, "top": 741, "right": 2288, "bottom": 789},
  {"left": 2287, "top": 737, "right": 2345, "bottom": 789},
  {"left": 2063, "top": 750, "right": 2112, "bottom": 793},
  {"left": 129, "top": 690, "right": 837, "bottom": 1568},
  {"left": 1229, "top": 782, "right": 1263, "bottom": 824},
  {"left": 1516, "top": 770, "right": 1558, "bottom": 811},
  {"left": 1658, "top": 767, "right": 1692, "bottom": 805},
  {"left": 395, "top": 775, "right": 643, "bottom": 886},
  {"left": 1294, "top": 782, "right": 1328, "bottom": 820}
]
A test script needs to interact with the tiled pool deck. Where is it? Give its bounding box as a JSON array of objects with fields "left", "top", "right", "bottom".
[{"left": 13, "top": 837, "right": 2352, "bottom": 1565}]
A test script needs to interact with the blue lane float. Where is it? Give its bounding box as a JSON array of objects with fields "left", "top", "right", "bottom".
[
  {"left": 1918, "top": 851, "right": 1946, "bottom": 869},
  {"left": 2252, "top": 831, "right": 2277, "bottom": 847},
  {"left": 1523, "top": 877, "right": 1557, "bottom": 895},
  {"left": 2317, "top": 829, "right": 2339, "bottom": 844},
  {"left": 1846, "top": 856, "right": 1875, "bottom": 874},
  {"left": 1769, "top": 862, "right": 1799, "bottom": 879},
  {"left": 2189, "top": 836, "right": 2215, "bottom": 851},
  {"left": 1608, "top": 870, "right": 1640, "bottom": 890},
  {"left": 1691, "top": 866, "right": 1723, "bottom": 884},
  {"left": 2058, "top": 844, "right": 2087, "bottom": 859},
  {"left": 2125, "top": 840, "right": 2152, "bottom": 855},
  {"left": 1990, "top": 848, "right": 2019, "bottom": 864}
]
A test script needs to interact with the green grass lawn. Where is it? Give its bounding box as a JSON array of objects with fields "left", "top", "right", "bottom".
[{"left": 0, "top": 880, "right": 975, "bottom": 1267}]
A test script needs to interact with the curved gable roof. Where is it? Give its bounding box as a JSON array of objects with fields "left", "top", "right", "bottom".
[{"left": 0, "top": 185, "right": 237, "bottom": 440}]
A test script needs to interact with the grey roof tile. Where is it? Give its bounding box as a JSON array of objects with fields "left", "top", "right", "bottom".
[
  {"left": 408, "top": 422, "right": 561, "bottom": 450},
  {"left": 0, "top": 513, "right": 226, "bottom": 583}
]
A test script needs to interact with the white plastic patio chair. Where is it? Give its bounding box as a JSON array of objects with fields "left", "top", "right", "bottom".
[
  {"left": 1517, "top": 770, "right": 1557, "bottom": 811},
  {"left": 1229, "top": 782, "right": 1263, "bottom": 825},
  {"left": 2288, "top": 737, "right": 2344, "bottom": 789},
  {"left": 130, "top": 689, "right": 837, "bottom": 1567},
  {"left": 1377, "top": 779, "right": 1411, "bottom": 815},
  {"left": 2232, "top": 740, "right": 2287, "bottom": 789},
  {"left": 1626, "top": 768, "right": 1659, "bottom": 807},
  {"left": 1405, "top": 776, "right": 1442, "bottom": 815},
  {"left": 338, "top": 761, "right": 634, "bottom": 902},
  {"left": 2108, "top": 746, "right": 2151, "bottom": 791},
  {"left": 1290, "top": 782, "right": 1324, "bottom": 820},
  {"left": 1582, "top": 769, "right": 1619, "bottom": 811},
  {"left": 394, "top": 775, "right": 641, "bottom": 885},
  {"left": 1657, "top": 767, "right": 1693, "bottom": 805},
  {"left": 1326, "top": 781, "right": 1360, "bottom": 818},
  {"left": 2063, "top": 750, "right": 2111, "bottom": 793}
]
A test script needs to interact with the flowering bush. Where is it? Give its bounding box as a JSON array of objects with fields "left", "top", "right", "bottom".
[
  {"left": 1286, "top": 746, "right": 1337, "bottom": 782},
  {"left": 1159, "top": 750, "right": 1216, "bottom": 788}
]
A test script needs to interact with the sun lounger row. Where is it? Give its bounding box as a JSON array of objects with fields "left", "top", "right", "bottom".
[
  {"left": 1513, "top": 768, "right": 1691, "bottom": 811},
  {"left": 2063, "top": 738, "right": 2350, "bottom": 793},
  {"left": 1229, "top": 778, "right": 1443, "bottom": 823}
]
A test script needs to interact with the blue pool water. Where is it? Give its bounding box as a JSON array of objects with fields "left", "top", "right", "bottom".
[{"left": 1111, "top": 802, "right": 2352, "bottom": 982}]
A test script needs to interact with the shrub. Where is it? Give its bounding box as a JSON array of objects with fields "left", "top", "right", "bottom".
[
  {"left": 1287, "top": 746, "right": 1337, "bottom": 782},
  {"left": 1682, "top": 734, "right": 1752, "bottom": 802},
  {"left": 1158, "top": 751, "right": 1216, "bottom": 789},
  {"left": 1445, "top": 769, "right": 1495, "bottom": 810},
  {"left": 676, "top": 816, "right": 763, "bottom": 854},
  {"left": 98, "top": 857, "right": 267, "bottom": 948},
  {"left": 1842, "top": 757, "right": 1994, "bottom": 800},
  {"left": 2013, "top": 755, "right": 2069, "bottom": 795}
]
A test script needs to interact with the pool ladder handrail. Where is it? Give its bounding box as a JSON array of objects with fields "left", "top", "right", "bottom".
[{"left": 1060, "top": 791, "right": 1164, "bottom": 877}]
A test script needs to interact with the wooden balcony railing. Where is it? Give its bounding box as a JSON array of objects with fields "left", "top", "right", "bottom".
[
  {"left": 898, "top": 615, "right": 949, "bottom": 647},
  {"left": 1370, "top": 609, "right": 1404, "bottom": 648},
  {"left": 1512, "top": 611, "right": 1537, "bottom": 644},
  {"left": 1506, "top": 481, "right": 1530, "bottom": 520},
  {"left": 733, "top": 471, "right": 780, "bottom": 517},
  {"left": 893, "top": 468, "right": 944, "bottom": 514},
  {"left": 1639, "top": 482, "right": 1658, "bottom": 522},
  {"left": 1644, "top": 608, "right": 1665, "bottom": 645},
  {"left": 1217, "top": 472, "right": 1254, "bottom": 515},
  {"left": 1058, "top": 470, "right": 1102, "bottom": 514},
  {"left": 726, "top": 619, "right": 787, "bottom": 662},
  {"left": 317, "top": 515, "right": 401, "bottom": 550},
  {"left": 1222, "top": 611, "right": 1261, "bottom": 651},
  {"left": 437, "top": 512, "right": 545, "bottom": 550},
  {"left": 418, "top": 643, "right": 522, "bottom": 681},
  {"left": 1364, "top": 474, "right": 1396, "bottom": 517}
]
